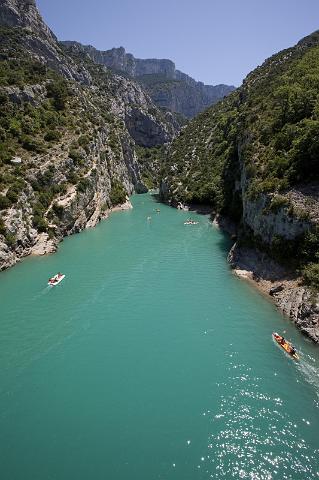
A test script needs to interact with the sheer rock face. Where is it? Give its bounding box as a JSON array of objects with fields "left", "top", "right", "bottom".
[
  {"left": 159, "top": 30, "right": 319, "bottom": 343},
  {"left": 0, "top": 121, "right": 141, "bottom": 271},
  {"left": 0, "top": 0, "right": 54, "bottom": 38},
  {"left": 64, "top": 45, "right": 177, "bottom": 79},
  {"left": 97, "top": 71, "right": 176, "bottom": 146},
  {"left": 0, "top": 0, "right": 176, "bottom": 270},
  {"left": 228, "top": 243, "right": 319, "bottom": 344},
  {"left": 125, "top": 107, "right": 172, "bottom": 147},
  {"left": 148, "top": 81, "right": 234, "bottom": 119},
  {"left": 62, "top": 42, "right": 235, "bottom": 118},
  {"left": 0, "top": 0, "right": 91, "bottom": 83}
]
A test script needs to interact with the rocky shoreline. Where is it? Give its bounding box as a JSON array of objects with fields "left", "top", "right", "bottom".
[
  {"left": 162, "top": 197, "right": 319, "bottom": 344},
  {"left": 0, "top": 201, "right": 132, "bottom": 271},
  {"left": 218, "top": 224, "right": 319, "bottom": 344}
]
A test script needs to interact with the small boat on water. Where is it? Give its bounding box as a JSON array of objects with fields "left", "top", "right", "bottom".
[
  {"left": 184, "top": 219, "right": 199, "bottom": 225},
  {"left": 48, "top": 272, "right": 65, "bottom": 286},
  {"left": 272, "top": 332, "right": 299, "bottom": 360}
]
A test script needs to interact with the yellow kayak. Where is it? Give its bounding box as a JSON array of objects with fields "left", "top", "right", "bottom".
[{"left": 272, "top": 332, "right": 299, "bottom": 360}]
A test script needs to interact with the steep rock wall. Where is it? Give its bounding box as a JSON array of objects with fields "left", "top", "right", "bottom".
[
  {"left": 62, "top": 42, "right": 235, "bottom": 118},
  {"left": 0, "top": 0, "right": 91, "bottom": 82},
  {"left": 0, "top": 0, "right": 176, "bottom": 270}
]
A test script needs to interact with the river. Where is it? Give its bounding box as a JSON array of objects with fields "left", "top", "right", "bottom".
[{"left": 0, "top": 193, "right": 318, "bottom": 480}]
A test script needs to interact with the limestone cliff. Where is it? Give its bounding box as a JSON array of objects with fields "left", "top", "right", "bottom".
[
  {"left": 160, "top": 31, "right": 319, "bottom": 342},
  {"left": 61, "top": 43, "right": 235, "bottom": 119},
  {"left": 0, "top": 0, "right": 90, "bottom": 82},
  {"left": 0, "top": 0, "right": 176, "bottom": 270}
]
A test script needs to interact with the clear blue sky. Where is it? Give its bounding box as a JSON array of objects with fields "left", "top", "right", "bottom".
[{"left": 37, "top": 0, "right": 319, "bottom": 87}]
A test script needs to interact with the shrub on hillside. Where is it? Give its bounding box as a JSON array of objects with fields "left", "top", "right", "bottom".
[
  {"left": 0, "top": 195, "right": 11, "bottom": 210},
  {"left": 6, "top": 189, "right": 18, "bottom": 204},
  {"left": 44, "top": 130, "right": 62, "bottom": 142},
  {"left": 46, "top": 79, "right": 69, "bottom": 111},
  {"left": 5, "top": 232, "right": 16, "bottom": 246},
  {"left": 77, "top": 178, "right": 90, "bottom": 193},
  {"left": 52, "top": 202, "right": 64, "bottom": 218},
  {"left": 21, "top": 135, "right": 45, "bottom": 153},
  {"left": 32, "top": 214, "right": 48, "bottom": 232},
  {"left": 69, "top": 148, "right": 84, "bottom": 165},
  {"left": 109, "top": 180, "right": 127, "bottom": 206},
  {"left": 0, "top": 216, "right": 6, "bottom": 235},
  {"left": 302, "top": 263, "right": 319, "bottom": 290}
]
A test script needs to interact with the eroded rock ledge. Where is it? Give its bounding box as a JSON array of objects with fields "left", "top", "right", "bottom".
[
  {"left": 1, "top": 201, "right": 133, "bottom": 270},
  {"left": 228, "top": 242, "right": 319, "bottom": 344}
]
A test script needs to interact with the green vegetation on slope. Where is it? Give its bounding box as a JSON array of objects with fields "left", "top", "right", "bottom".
[
  {"left": 135, "top": 144, "right": 167, "bottom": 189},
  {"left": 109, "top": 180, "right": 127, "bottom": 206},
  {"left": 163, "top": 31, "right": 319, "bottom": 288},
  {"left": 242, "top": 44, "right": 319, "bottom": 197},
  {"left": 136, "top": 73, "right": 183, "bottom": 88},
  {"left": 165, "top": 93, "right": 240, "bottom": 216},
  {"left": 0, "top": 27, "right": 130, "bottom": 242}
]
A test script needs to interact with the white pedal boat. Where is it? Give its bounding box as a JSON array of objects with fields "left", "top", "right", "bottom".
[{"left": 48, "top": 273, "right": 65, "bottom": 286}]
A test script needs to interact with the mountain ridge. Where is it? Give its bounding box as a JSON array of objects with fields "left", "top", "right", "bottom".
[{"left": 61, "top": 42, "right": 235, "bottom": 118}]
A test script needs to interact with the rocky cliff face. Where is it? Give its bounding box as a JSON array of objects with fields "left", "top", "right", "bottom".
[
  {"left": 159, "top": 31, "right": 319, "bottom": 342},
  {"left": 61, "top": 45, "right": 177, "bottom": 78},
  {"left": 0, "top": 0, "right": 50, "bottom": 33},
  {"left": 61, "top": 42, "right": 177, "bottom": 147},
  {"left": 0, "top": 0, "right": 91, "bottom": 82},
  {"left": 228, "top": 243, "right": 319, "bottom": 343},
  {"left": 0, "top": 0, "right": 176, "bottom": 270},
  {"left": 0, "top": 123, "right": 138, "bottom": 270},
  {"left": 62, "top": 43, "right": 235, "bottom": 118}
]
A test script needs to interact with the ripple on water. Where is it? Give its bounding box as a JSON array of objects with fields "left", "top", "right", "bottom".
[
  {"left": 1, "top": 195, "right": 319, "bottom": 480},
  {"left": 199, "top": 360, "right": 319, "bottom": 479}
]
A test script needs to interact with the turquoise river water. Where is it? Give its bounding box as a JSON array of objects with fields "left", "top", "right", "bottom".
[{"left": 0, "top": 193, "right": 319, "bottom": 480}]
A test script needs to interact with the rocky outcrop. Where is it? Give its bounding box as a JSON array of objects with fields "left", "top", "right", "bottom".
[
  {"left": 0, "top": 0, "right": 53, "bottom": 37},
  {"left": 146, "top": 80, "right": 234, "bottom": 119},
  {"left": 242, "top": 192, "right": 311, "bottom": 243},
  {"left": 0, "top": 123, "right": 140, "bottom": 270},
  {"left": 237, "top": 139, "right": 316, "bottom": 246},
  {"left": 62, "top": 44, "right": 177, "bottom": 146},
  {"left": 228, "top": 243, "right": 319, "bottom": 343},
  {"left": 61, "top": 42, "right": 235, "bottom": 118},
  {"left": 61, "top": 44, "right": 177, "bottom": 78},
  {"left": 0, "top": 0, "right": 90, "bottom": 82},
  {"left": 0, "top": 0, "right": 176, "bottom": 270},
  {"left": 159, "top": 30, "right": 319, "bottom": 343},
  {"left": 125, "top": 107, "right": 172, "bottom": 147},
  {"left": 1, "top": 83, "right": 46, "bottom": 105}
]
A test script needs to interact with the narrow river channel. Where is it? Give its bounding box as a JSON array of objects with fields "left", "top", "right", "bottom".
[{"left": 0, "top": 193, "right": 318, "bottom": 480}]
